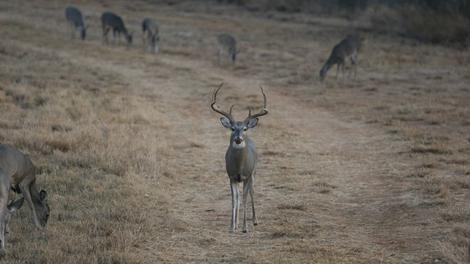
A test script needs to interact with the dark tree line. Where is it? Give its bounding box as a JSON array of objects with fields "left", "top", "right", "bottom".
[{"left": 218, "top": 0, "right": 470, "bottom": 18}]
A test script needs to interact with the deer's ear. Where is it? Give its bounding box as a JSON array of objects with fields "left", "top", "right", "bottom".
[
  {"left": 220, "top": 117, "right": 232, "bottom": 129},
  {"left": 246, "top": 117, "right": 258, "bottom": 128}
]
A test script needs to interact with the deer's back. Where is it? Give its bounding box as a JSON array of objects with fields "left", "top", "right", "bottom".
[
  {"left": 217, "top": 34, "right": 237, "bottom": 53},
  {"left": 65, "top": 6, "right": 84, "bottom": 27},
  {"left": 101, "top": 12, "right": 125, "bottom": 31},
  {"left": 0, "top": 144, "right": 34, "bottom": 185},
  {"left": 142, "top": 18, "right": 158, "bottom": 35},
  {"left": 332, "top": 35, "right": 361, "bottom": 59}
]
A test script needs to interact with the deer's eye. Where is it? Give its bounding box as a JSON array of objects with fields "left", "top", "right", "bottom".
[{"left": 231, "top": 128, "right": 235, "bottom": 131}]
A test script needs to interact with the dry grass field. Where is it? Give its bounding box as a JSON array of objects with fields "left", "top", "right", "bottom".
[{"left": 0, "top": 0, "right": 469, "bottom": 263}]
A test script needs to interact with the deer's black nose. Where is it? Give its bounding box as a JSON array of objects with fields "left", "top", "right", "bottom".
[{"left": 234, "top": 138, "right": 242, "bottom": 144}]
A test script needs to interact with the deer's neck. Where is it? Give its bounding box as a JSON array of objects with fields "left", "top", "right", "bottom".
[
  {"left": 226, "top": 138, "right": 255, "bottom": 181},
  {"left": 229, "top": 143, "right": 248, "bottom": 161}
]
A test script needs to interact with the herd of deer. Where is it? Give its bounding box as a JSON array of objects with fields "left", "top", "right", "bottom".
[{"left": 0, "top": 5, "right": 363, "bottom": 256}]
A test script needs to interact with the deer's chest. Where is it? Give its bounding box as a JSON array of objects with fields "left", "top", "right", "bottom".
[{"left": 225, "top": 147, "right": 256, "bottom": 180}]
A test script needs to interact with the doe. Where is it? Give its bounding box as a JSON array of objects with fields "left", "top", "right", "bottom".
[
  {"left": 216, "top": 33, "right": 239, "bottom": 65},
  {"left": 101, "top": 12, "right": 133, "bottom": 46},
  {"left": 65, "top": 6, "right": 88, "bottom": 40},
  {"left": 0, "top": 144, "right": 50, "bottom": 256},
  {"left": 319, "top": 34, "right": 362, "bottom": 81},
  {"left": 142, "top": 18, "right": 160, "bottom": 53}
]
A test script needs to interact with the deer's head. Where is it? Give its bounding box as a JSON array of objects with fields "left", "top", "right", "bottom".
[
  {"left": 79, "top": 25, "right": 89, "bottom": 40},
  {"left": 211, "top": 83, "right": 268, "bottom": 149},
  {"left": 126, "top": 32, "right": 134, "bottom": 46},
  {"left": 35, "top": 190, "right": 50, "bottom": 227}
]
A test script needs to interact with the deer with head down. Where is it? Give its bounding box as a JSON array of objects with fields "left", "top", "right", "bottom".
[
  {"left": 65, "top": 6, "right": 88, "bottom": 40},
  {"left": 101, "top": 12, "right": 133, "bottom": 47},
  {"left": 0, "top": 144, "right": 50, "bottom": 256},
  {"left": 211, "top": 83, "right": 268, "bottom": 233},
  {"left": 320, "top": 34, "right": 362, "bottom": 81},
  {"left": 216, "top": 34, "right": 239, "bottom": 65},
  {"left": 142, "top": 18, "right": 160, "bottom": 53}
]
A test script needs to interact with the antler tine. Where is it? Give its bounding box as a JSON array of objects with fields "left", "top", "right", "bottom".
[
  {"left": 229, "top": 104, "right": 235, "bottom": 115},
  {"left": 247, "top": 86, "right": 268, "bottom": 119},
  {"left": 260, "top": 86, "right": 267, "bottom": 109},
  {"left": 212, "top": 82, "right": 224, "bottom": 103},
  {"left": 210, "top": 83, "right": 233, "bottom": 120}
]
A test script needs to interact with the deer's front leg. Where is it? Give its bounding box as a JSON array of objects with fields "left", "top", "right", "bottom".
[
  {"left": 235, "top": 182, "right": 240, "bottom": 231},
  {"left": 20, "top": 182, "right": 41, "bottom": 228},
  {"left": 230, "top": 182, "right": 239, "bottom": 232}
]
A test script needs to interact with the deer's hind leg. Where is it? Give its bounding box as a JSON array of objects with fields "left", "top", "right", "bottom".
[
  {"left": 242, "top": 179, "right": 250, "bottom": 233},
  {"left": 351, "top": 52, "right": 358, "bottom": 79},
  {"left": 19, "top": 178, "right": 41, "bottom": 228},
  {"left": 0, "top": 174, "right": 9, "bottom": 256},
  {"left": 249, "top": 177, "right": 257, "bottom": 226}
]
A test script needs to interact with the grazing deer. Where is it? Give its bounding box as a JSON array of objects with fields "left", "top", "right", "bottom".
[
  {"left": 320, "top": 34, "right": 362, "bottom": 81},
  {"left": 0, "top": 144, "right": 49, "bottom": 256},
  {"left": 142, "top": 18, "right": 160, "bottom": 53},
  {"left": 211, "top": 83, "right": 268, "bottom": 233},
  {"left": 101, "top": 12, "right": 133, "bottom": 46},
  {"left": 65, "top": 6, "right": 88, "bottom": 40},
  {"left": 216, "top": 34, "right": 239, "bottom": 65}
]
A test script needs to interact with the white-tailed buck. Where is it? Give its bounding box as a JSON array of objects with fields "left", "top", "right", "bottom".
[
  {"left": 101, "top": 12, "right": 133, "bottom": 46},
  {"left": 211, "top": 83, "right": 268, "bottom": 232},
  {"left": 216, "top": 33, "right": 239, "bottom": 65},
  {"left": 320, "top": 34, "right": 362, "bottom": 81},
  {"left": 0, "top": 144, "right": 49, "bottom": 256},
  {"left": 142, "top": 18, "right": 160, "bottom": 53},
  {"left": 65, "top": 6, "right": 88, "bottom": 40}
]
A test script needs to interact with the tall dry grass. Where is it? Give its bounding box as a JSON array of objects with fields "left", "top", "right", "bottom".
[{"left": 0, "top": 18, "right": 166, "bottom": 262}]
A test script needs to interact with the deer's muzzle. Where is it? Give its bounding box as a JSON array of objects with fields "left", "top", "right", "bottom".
[{"left": 234, "top": 138, "right": 243, "bottom": 145}]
